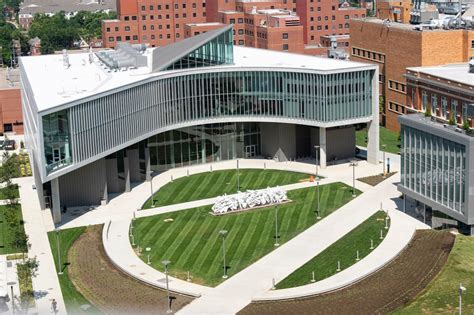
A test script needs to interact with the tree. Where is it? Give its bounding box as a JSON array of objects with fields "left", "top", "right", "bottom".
[{"left": 462, "top": 118, "right": 470, "bottom": 131}]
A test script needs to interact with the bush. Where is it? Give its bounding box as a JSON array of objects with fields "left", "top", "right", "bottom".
[
  {"left": 463, "top": 119, "right": 470, "bottom": 131},
  {"left": 448, "top": 111, "right": 456, "bottom": 125},
  {"left": 424, "top": 105, "right": 432, "bottom": 117}
]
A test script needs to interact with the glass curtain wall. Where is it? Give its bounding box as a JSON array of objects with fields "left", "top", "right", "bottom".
[
  {"left": 164, "top": 29, "right": 233, "bottom": 71},
  {"left": 148, "top": 122, "right": 260, "bottom": 172},
  {"left": 401, "top": 125, "right": 466, "bottom": 213},
  {"left": 42, "top": 109, "right": 72, "bottom": 173}
]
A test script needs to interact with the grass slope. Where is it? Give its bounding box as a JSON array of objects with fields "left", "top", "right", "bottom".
[
  {"left": 142, "top": 169, "right": 311, "bottom": 209},
  {"left": 276, "top": 211, "right": 388, "bottom": 289},
  {"left": 0, "top": 204, "right": 27, "bottom": 254},
  {"left": 356, "top": 126, "right": 400, "bottom": 154},
  {"left": 134, "top": 182, "right": 358, "bottom": 287},
  {"left": 48, "top": 227, "right": 99, "bottom": 314},
  {"left": 395, "top": 235, "right": 474, "bottom": 314}
]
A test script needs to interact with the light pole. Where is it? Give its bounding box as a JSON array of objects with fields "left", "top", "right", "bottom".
[
  {"left": 236, "top": 159, "right": 240, "bottom": 192},
  {"left": 382, "top": 144, "right": 387, "bottom": 178},
  {"left": 316, "top": 181, "right": 321, "bottom": 219},
  {"left": 219, "top": 230, "right": 228, "bottom": 279},
  {"left": 55, "top": 228, "right": 63, "bottom": 275},
  {"left": 459, "top": 283, "right": 466, "bottom": 315},
  {"left": 349, "top": 161, "right": 358, "bottom": 197},
  {"left": 149, "top": 171, "right": 155, "bottom": 207},
  {"left": 274, "top": 204, "right": 279, "bottom": 247},
  {"left": 146, "top": 247, "right": 151, "bottom": 264},
  {"left": 314, "top": 145, "right": 320, "bottom": 178},
  {"left": 162, "top": 260, "right": 172, "bottom": 314}
]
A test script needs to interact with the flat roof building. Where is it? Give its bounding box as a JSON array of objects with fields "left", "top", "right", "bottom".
[
  {"left": 21, "top": 26, "right": 379, "bottom": 223},
  {"left": 398, "top": 113, "right": 474, "bottom": 234},
  {"left": 349, "top": 17, "right": 474, "bottom": 131}
]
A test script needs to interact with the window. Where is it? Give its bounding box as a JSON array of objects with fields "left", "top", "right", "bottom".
[
  {"left": 471, "top": 40, "right": 474, "bottom": 49},
  {"left": 117, "top": 36, "right": 122, "bottom": 41},
  {"left": 345, "top": 15, "right": 350, "bottom": 19},
  {"left": 238, "top": 40, "right": 244, "bottom": 45},
  {"left": 141, "top": 5, "right": 145, "bottom": 11},
  {"left": 283, "top": 44, "right": 289, "bottom": 51},
  {"left": 125, "top": 36, "right": 130, "bottom": 41},
  {"left": 238, "top": 18, "right": 243, "bottom": 23},
  {"left": 345, "top": 23, "right": 350, "bottom": 28},
  {"left": 108, "top": 37, "right": 114, "bottom": 42},
  {"left": 238, "top": 29, "right": 244, "bottom": 35},
  {"left": 451, "top": 99, "right": 458, "bottom": 117},
  {"left": 142, "top": 15, "right": 146, "bottom": 20},
  {"left": 431, "top": 94, "right": 438, "bottom": 114},
  {"left": 282, "top": 33, "right": 288, "bottom": 39},
  {"left": 125, "top": 26, "right": 130, "bottom": 31},
  {"left": 114, "top": 27, "right": 119, "bottom": 31},
  {"left": 462, "top": 103, "right": 468, "bottom": 119},
  {"left": 441, "top": 96, "right": 448, "bottom": 118},
  {"left": 124, "top": 16, "right": 129, "bottom": 21},
  {"left": 422, "top": 91, "right": 427, "bottom": 111},
  {"left": 106, "top": 27, "right": 110, "bottom": 32},
  {"left": 230, "top": 18, "right": 235, "bottom": 24},
  {"left": 133, "top": 35, "right": 138, "bottom": 40}
]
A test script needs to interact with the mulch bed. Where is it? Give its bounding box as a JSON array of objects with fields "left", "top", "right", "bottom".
[
  {"left": 239, "top": 230, "right": 455, "bottom": 315},
  {"left": 357, "top": 172, "right": 397, "bottom": 186},
  {"left": 68, "top": 225, "right": 193, "bottom": 314}
]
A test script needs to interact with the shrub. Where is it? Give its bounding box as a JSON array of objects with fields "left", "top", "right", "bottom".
[
  {"left": 424, "top": 105, "right": 432, "bottom": 117},
  {"left": 448, "top": 111, "right": 456, "bottom": 125},
  {"left": 463, "top": 119, "right": 470, "bottom": 131}
]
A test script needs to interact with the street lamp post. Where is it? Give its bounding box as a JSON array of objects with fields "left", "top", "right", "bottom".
[
  {"left": 316, "top": 181, "right": 321, "bottom": 219},
  {"left": 146, "top": 247, "right": 151, "bottom": 265},
  {"left": 237, "top": 159, "right": 240, "bottom": 192},
  {"left": 314, "top": 145, "right": 320, "bottom": 178},
  {"left": 55, "top": 228, "right": 63, "bottom": 275},
  {"left": 459, "top": 283, "right": 466, "bottom": 315},
  {"left": 162, "top": 260, "right": 172, "bottom": 314},
  {"left": 274, "top": 204, "right": 280, "bottom": 247},
  {"left": 382, "top": 144, "right": 387, "bottom": 178},
  {"left": 219, "top": 230, "right": 228, "bottom": 279},
  {"left": 349, "top": 161, "right": 358, "bottom": 197},
  {"left": 149, "top": 171, "right": 155, "bottom": 207}
]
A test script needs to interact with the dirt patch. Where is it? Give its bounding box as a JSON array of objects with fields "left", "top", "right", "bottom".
[
  {"left": 357, "top": 172, "right": 397, "bottom": 186},
  {"left": 239, "top": 230, "right": 455, "bottom": 315},
  {"left": 68, "top": 225, "right": 193, "bottom": 314}
]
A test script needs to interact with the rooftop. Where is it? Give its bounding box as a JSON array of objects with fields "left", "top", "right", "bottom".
[
  {"left": 0, "top": 68, "right": 20, "bottom": 89},
  {"left": 19, "top": 0, "right": 116, "bottom": 15},
  {"left": 400, "top": 113, "right": 474, "bottom": 139},
  {"left": 407, "top": 63, "right": 474, "bottom": 86},
  {"left": 20, "top": 45, "right": 374, "bottom": 114}
]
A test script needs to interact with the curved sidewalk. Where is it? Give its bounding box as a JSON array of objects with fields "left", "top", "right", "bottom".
[
  {"left": 251, "top": 208, "right": 429, "bottom": 301},
  {"left": 102, "top": 219, "right": 211, "bottom": 297}
]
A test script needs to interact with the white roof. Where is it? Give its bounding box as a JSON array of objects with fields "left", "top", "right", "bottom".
[
  {"left": 407, "top": 63, "right": 474, "bottom": 87},
  {"left": 21, "top": 46, "right": 374, "bottom": 113}
]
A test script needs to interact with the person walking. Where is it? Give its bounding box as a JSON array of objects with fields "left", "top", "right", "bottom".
[{"left": 51, "top": 299, "right": 58, "bottom": 314}]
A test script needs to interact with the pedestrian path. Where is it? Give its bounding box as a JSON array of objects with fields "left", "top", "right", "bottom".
[
  {"left": 15, "top": 177, "right": 66, "bottom": 315},
  {"left": 177, "top": 174, "right": 420, "bottom": 315},
  {"left": 59, "top": 158, "right": 385, "bottom": 230},
  {"left": 252, "top": 207, "right": 428, "bottom": 301}
]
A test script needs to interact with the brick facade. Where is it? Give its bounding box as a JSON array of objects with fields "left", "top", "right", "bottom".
[{"left": 350, "top": 18, "right": 474, "bottom": 131}]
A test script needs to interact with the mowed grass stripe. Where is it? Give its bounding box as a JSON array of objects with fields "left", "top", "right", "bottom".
[
  {"left": 134, "top": 182, "right": 358, "bottom": 286},
  {"left": 142, "top": 169, "right": 310, "bottom": 209}
]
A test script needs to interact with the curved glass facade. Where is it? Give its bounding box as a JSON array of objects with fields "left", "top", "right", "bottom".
[{"left": 45, "top": 68, "right": 373, "bottom": 174}]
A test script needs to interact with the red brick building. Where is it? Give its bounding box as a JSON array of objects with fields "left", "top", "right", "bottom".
[
  {"left": 349, "top": 18, "right": 474, "bottom": 131},
  {"left": 405, "top": 63, "right": 474, "bottom": 128},
  {"left": 103, "top": 0, "right": 365, "bottom": 55},
  {"left": 0, "top": 69, "right": 23, "bottom": 134}
]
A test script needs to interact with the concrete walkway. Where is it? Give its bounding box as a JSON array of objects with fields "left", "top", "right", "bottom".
[
  {"left": 58, "top": 158, "right": 381, "bottom": 230},
  {"left": 252, "top": 207, "right": 428, "bottom": 301},
  {"left": 15, "top": 177, "right": 66, "bottom": 315},
  {"left": 177, "top": 175, "right": 413, "bottom": 315}
]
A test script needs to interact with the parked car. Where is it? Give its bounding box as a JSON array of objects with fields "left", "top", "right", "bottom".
[
  {"left": 3, "top": 140, "right": 15, "bottom": 150},
  {"left": 0, "top": 140, "right": 4, "bottom": 149}
]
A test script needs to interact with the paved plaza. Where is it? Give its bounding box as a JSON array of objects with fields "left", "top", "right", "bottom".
[{"left": 15, "top": 153, "right": 431, "bottom": 315}]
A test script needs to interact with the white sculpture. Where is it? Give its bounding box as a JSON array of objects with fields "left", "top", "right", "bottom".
[{"left": 212, "top": 187, "right": 288, "bottom": 215}]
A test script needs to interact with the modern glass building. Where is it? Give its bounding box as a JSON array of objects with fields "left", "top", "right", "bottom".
[
  {"left": 399, "top": 114, "right": 474, "bottom": 234},
  {"left": 21, "top": 25, "right": 379, "bottom": 223}
]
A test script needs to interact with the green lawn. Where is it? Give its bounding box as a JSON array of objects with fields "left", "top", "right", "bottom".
[
  {"left": 276, "top": 211, "right": 388, "bottom": 289},
  {"left": 394, "top": 235, "right": 474, "bottom": 314},
  {"left": 0, "top": 204, "right": 27, "bottom": 254},
  {"left": 142, "top": 169, "right": 312, "bottom": 209},
  {"left": 0, "top": 184, "right": 19, "bottom": 199},
  {"left": 48, "top": 227, "right": 99, "bottom": 314},
  {"left": 134, "top": 182, "right": 359, "bottom": 287},
  {"left": 356, "top": 126, "right": 400, "bottom": 154}
]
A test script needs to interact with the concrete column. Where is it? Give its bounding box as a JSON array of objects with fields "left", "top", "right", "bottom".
[
  {"left": 367, "top": 120, "right": 380, "bottom": 165},
  {"left": 145, "top": 147, "right": 151, "bottom": 181},
  {"left": 367, "top": 66, "right": 380, "bottom": 165},
  {"left": 124, "top": 156, "right": 131, "bottom": 193},
  {"left": 319, "top": 127, "right": 327, "bottom": 168},
  {"left": 51, "top": 178, "right": 61, "bottom": 224}
]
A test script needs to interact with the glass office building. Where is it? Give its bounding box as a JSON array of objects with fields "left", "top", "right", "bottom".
[
  {"left": 21, "top": 25, "right": 379, "bottom": 222},
  {"left": 399, "top": 114, "right": 474, "bottom": 234}
]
